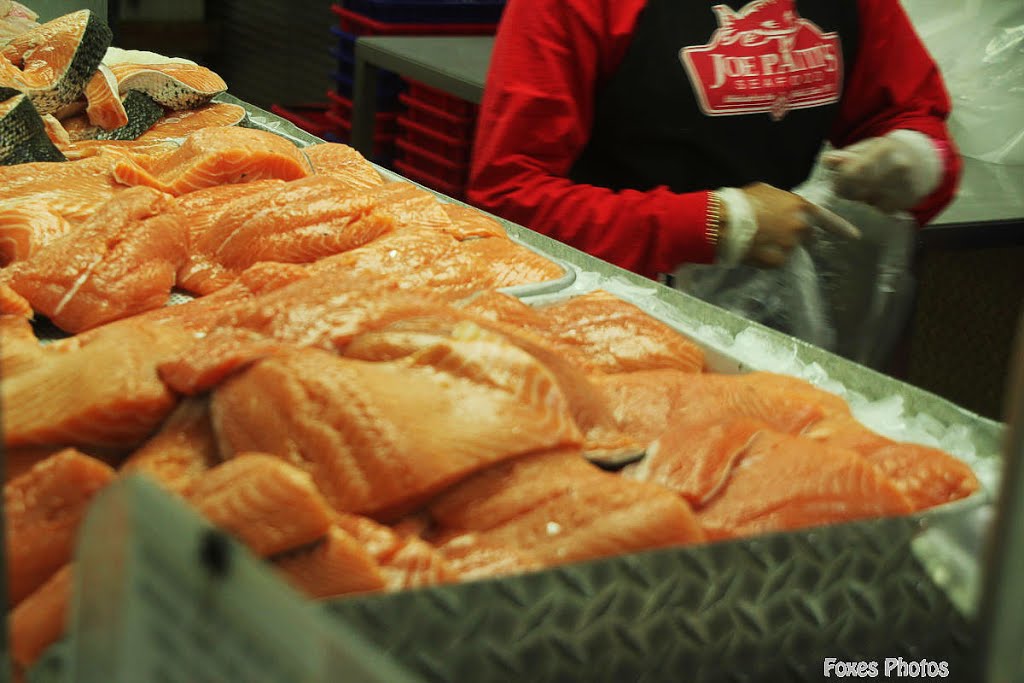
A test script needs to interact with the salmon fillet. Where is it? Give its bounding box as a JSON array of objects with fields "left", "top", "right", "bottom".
[
  {"left": 135, "top": 102, "right": 247, "bottom": 141},
  {"left": 210, "top": 337, "right": 582, "bottom": 516},
  {"left": 332, "top": 513, "right": 456, "bottom": 590},
  {"left": 2, "top": 318, "right": 189, "bottom": 448},
  {"left": 274, "top": 526, "right": 387, "bottom": 598},
  {"left": 445, "top": 236, "right": 566, "bottom": 291},
  {"left": 156, "top": 275, "right": 462, "bottom": 394},
  {"left": 1, "top": 186, "right": 187, "bottom": 332},
  {"left": 623, "top": 418, "right": 768, "bottom": 506},
  {"left": 177, "top": 176, "right": 396, "bottom": 295},
  {"left": 427, "top": 449, "right": 704, "bottom": 572},
  {"left": 187, "top": 453, "right": 334, "bottom": 557},
  {"left": 83, "top": 64, "right": 127, "bottom": 129},
  {"left": 303, "top": 142, "right": 383, "bottom": 191},
  {"left": 4, "top": 450, "right": 113, "bottom": 604},
  {"left": 343, "top": 313, "right": 644, "bottom": 466},
  {"left": 0, "top": 200, "right": 73, "bottom": 265},
  {"left": 120, "top": 397, "right": 220, "bottom": 497},
  {"left": 9, "top": 563, "right": 72, "bottom": 672},
  {"left": 804, "top": 416, "right": 980, "bottom": 510},
  {"left": 595, "top": 369, "right": 694, "bottom": 446},
  {"left": 535, "top": 290, "right": 706, "bottom": 374},
  {"left": 695, "top": 431, "right": 914, "bottom": 540},
  {"left": 440, "top": 203, "right": 508, "bottom": 239},
  {"left": 112, "top": 126, "right": 313, "bottom": 196},
  {"left": 0, "top": 154, "right": 124, "bottom": 223}
]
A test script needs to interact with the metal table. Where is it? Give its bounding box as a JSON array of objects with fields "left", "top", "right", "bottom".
[{"left": 350, "top": 35, "right": 492, "bottom": 157}]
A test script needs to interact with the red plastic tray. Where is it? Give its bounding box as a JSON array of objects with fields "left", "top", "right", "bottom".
[
  {"left": 327, "top": 91, "right": 400, "bottom": 135},
  {"left": 394, "top": 159, "right": 464, "bottom": 198},
  {"left": 270, "top": 104, "right": 337, "bottom": 138},
  {"left": 397, "top": 115, "right": 472, "bottom": 164},
  {"left": 325, "top": 110, "right": 398, "bottom": 145},
  {"left": 405, "top": 80, "right": 478, "bottom": 119},
  {"left": 395, "top": 137, "right": 469, "bottom": 187},
  {"left": 331, "top": 5, "right": 498, "bottom": 35},
  {"left": 398, "top": 92, "right": 476, "bottom": 138}
]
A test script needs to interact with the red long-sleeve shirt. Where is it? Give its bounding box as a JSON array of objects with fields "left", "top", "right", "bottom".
[{"left": 467, "top": 0, "right": 961, "bottom": 280}]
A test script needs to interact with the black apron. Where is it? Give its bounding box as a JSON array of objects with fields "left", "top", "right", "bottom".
[{"left": 570, "top": 0, "right": 861, "bottom": 194}]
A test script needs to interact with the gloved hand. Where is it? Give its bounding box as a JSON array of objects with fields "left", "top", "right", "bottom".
[
  {"left": 821, "top": 129, "right": 943, "bottom": 213},
  {"left": 717, "top": 183, "right": 860, "bottom": 268}
]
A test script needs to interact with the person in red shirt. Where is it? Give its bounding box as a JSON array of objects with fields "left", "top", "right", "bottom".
[{"left": 467, "top": 0, "right": 960, "bottom": 282}]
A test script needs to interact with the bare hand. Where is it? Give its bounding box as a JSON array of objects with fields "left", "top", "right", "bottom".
[{"left": 739, "top": 183, "right": 860, "bottom": 267}]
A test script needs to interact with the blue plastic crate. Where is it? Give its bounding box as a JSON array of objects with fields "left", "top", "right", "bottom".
[
  {"left": 329, "top": 25, "right": 357, "bottom": 56},
  {"left": 341, "top": 0, "right": 506, "bottom": 24},
  {"left": 331, "top": 70, "right": 406, "bottom": 110}
]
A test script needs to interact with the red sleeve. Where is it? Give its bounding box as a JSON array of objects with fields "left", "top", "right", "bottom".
[
  {"left": 830, "top": 0, "right": 962, "bottom": 225},
  {"left": 466, "top": 0, "right": 714, "bottom": 280}
]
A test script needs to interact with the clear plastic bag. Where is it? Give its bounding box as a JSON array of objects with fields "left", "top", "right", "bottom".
[
  {"left": 902, "top": 0, "right": 1024, "bottom": 165},
  {"left": 673, "top": 168, "right": 917, "bottom": 369}
]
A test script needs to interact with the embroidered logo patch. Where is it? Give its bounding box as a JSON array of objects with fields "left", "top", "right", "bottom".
[{"left": 680, "top": 0, "right": 842, "bottom": 120}]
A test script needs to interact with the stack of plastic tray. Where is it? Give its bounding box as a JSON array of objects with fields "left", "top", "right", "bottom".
[
  {"left": 394, "top": 81, "right": 479, "bottom": 199},
  {"left": 269, "top": 103, "right": 339, "bottom": 140},
  {"left": 328, "top": 2, "right": 503, "bottom": 166}
]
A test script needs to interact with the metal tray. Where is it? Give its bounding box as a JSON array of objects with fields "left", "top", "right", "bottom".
[{"left": 15, "top": 96, "right": 1011, "bottom": 682}]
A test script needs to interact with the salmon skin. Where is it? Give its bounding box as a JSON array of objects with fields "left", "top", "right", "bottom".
[
  {"left": 4, "top": 450, "right": 114, "bottom": 605},
  {"left": 108, "top": 60, "right": 227, "bottom": 110},
  {"left": 0, "top": 92, "right": 66, "bottom": 164},
  {"left": 0, "top": 10, "right": 112, "bottom": 115}
]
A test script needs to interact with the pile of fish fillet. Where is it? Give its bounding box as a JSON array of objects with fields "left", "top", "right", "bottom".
[{"left": 1, "top": 10, "right": 982, "bottom": 679}]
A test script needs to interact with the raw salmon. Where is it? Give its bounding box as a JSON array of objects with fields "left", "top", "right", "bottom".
[
  {"left": 440, "top": 203, "right": 508, "bottom": 239},
  {"left": 177, "top": 175, "right": 396, "bottom": 295},
  {"left": 331, "top": 513, "right": 456, "bottom": 590},
  {"left": 135, "top": 102, "right": 247, "bottom": 141},
  {"left": 210, "top": 338, "right": 582, "bottom": 516},
  {"left": 535, "top": 290, "right": 706, "bottom": 374},
  {"left": 0, "top": 153, "right": 123, "bottom": 223},
  {"left": 0, "top": 92, "right": 66, "bottom": 164},
  {"left": 187, "top": 453, "right": 334, "bottom": 557},
  {"left": 83, "top": 63, "right": 127, "bottom": 129},
  {"left": 107, "top": 61, "right": 226, "bottom": 109},
  {"left": 303, "top": 142, "right": 382, "bottom": 191},
  {"left": 803, "top": 416, "right": 980, "bottom": 510},
  {"left": 9, "top": 563, "right": 72, "bottom": 672},
  {"left": 112, "top": 126, "right": 313, "bottom": 196},
  {"left": 694, "top": 431, "right": 913, "bottom": 540},
  {"left": 0, "top": 282, "right": 31, "bottom": 317},
  {"left": 156, "top": 276, "right": 463, "bottom": 394},
  {"left": 436, "top": 536, "right": 544, "bottom": 581},
  {"left": 2, "top": 317, "right": 189, "bottom": 448},
  {"left": 623, "top": 418, "right": 767, "bottom": 506},
  {"left": 1, "top": 185, "right": 187, "bottom": 332},
  {"left": 274, "top": 526, "right": 387, "bottom": 598},
  {"left": 342, "top": 314, "right": 644, "bottom": 465},
  {"left": 427, "top": 449, "right": 704, "bottom": 571},
  {"left": 443, "top": 236, "right": 567, "bottom": 291},
  {"left": 0, "top": 200, "right": 72, "bottom": 265},
  {"left": 595, "top": 369, "right": 694, "bottom": 446},
  {"left": 0, "top": 10, "right": 111, "bottom": 114},
  {"left": 357, "top": 181, "right": 452, "bottom": 231},
  {"left": 4, "top": 450, "right": 113, "bottom": 604},
  {"left": 120, "top": 398, "right": 220, "bottom": 497}
]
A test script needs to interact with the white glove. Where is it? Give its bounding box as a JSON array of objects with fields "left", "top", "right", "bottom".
[{"left": 821, "top": 129, "right": 943, "bottom": 213}]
